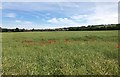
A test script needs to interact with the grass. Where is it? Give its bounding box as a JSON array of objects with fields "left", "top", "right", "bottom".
[{"left": 2, "top": 31, "right": 119, "bottom": 75}]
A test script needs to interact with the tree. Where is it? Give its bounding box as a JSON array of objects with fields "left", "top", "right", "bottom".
[
  {"left": 31, "top": 28, "right": 34, "bottom": 31},
  {"left": 15, "top": 28, "right": 20, "bottom": 32},
  {"left": 0, "top": 27, "right": 2, "bottom": 32}
]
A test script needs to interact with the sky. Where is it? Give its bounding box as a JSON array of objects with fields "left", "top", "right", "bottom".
[{"left": 0, "top": 2, "right": 118, "bottom": 29}]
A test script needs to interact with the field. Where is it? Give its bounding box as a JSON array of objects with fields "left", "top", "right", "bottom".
[{"left": 2, "top": 31, "right": 119, "bottom": 75}]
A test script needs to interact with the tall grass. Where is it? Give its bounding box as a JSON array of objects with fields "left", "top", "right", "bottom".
[{"left": 2, "top": 31, "right": 118, "bottom": 75}]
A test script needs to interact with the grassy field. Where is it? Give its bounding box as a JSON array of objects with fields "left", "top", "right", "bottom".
[{"left": 2, "top": 31, "right": 119, "bottom": 75}]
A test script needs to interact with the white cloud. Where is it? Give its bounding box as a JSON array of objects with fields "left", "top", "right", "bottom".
[
  {"left": 2, "top": 2, "right": 118, "bottom": 29},
  {"left": 5, "top": 13, "right": 16, "bottom": 18},
  {"left": 86, "top": 3, "right": 118, "bottom": 25},
  {"left": 15, "top": 20, "right": 21, "bottom": 23},
  {"left": 2, "top": 2, "right": 61, "bottom": 12},
  {"left": 47, "top": 18, "right": 58, "bottom": 23},
  {"left": 47, "top": 3, "right": 118, "bottom": 27},
  {"left": 15, "top": 20, "right": 33, "bottom": 24},
  {"left": 0, "top": 3, "right": 2, "bottom": 10},
  {"left": 86, "top": 14, "right": 118, "bottom": 25},
  {"left": 70, "top": 3, "right": 118, "bottom": 25},
  {"left": 71, "top": 15, "right": 88, "bottom": 20},
  {"left": 47, "top": 18, "right": 81, "bottom": 26}
]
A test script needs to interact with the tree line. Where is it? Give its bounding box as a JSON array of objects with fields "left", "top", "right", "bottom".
[{"left": 0, "top": 24, "right": 120, "bottom": 32}]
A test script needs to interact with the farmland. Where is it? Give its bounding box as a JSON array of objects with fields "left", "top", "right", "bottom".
[{"left": 2, "top": 31, "right": 119, "bottom": 75}]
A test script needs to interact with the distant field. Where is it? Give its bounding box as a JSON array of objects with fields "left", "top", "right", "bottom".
[{"left": 2, "top": 31, "right": 119, "bottom": 75}]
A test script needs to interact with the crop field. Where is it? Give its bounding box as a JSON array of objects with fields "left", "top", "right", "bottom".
[{"left": 2, "top": 31, "right": 119, "bottom": 75}]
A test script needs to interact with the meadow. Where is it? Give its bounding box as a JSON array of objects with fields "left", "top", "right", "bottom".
[{"left": 2, "top": 31, "right": 119, "bottom": 75}]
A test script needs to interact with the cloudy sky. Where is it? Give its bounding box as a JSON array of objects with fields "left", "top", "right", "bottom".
[{"left": 1, "top": 2, "right": 118, "bottom": 29}]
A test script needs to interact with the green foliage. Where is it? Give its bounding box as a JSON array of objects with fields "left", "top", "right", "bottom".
[
  {"left": 1, "top": 24, "right": 120, "bottom": 32},
  {"left": 2, "top": 31, "right": 118, "bottom": 75}
]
